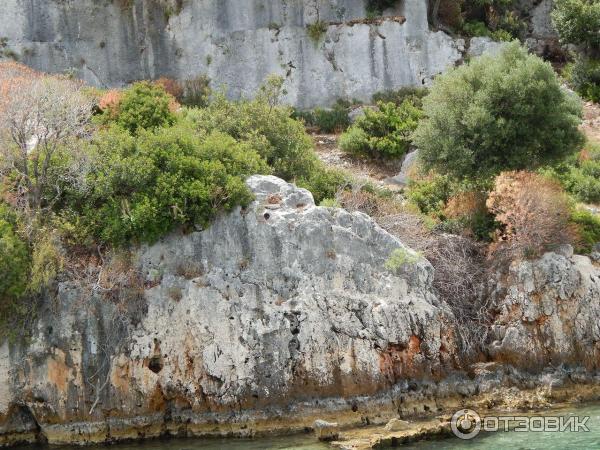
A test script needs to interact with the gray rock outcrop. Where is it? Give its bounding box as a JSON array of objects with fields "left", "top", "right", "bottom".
[
  {"left": 489, "top": 249, "right": 600, "bottom": 370},
  {"left": 0, "top": 175, "right": 456, "bottom": 445}
]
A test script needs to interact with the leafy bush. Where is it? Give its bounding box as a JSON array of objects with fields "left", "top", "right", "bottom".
[
  {"left": 68, "top": 124, "right": 269, "bottom": 246},
  {"left": 544, "top": 143, "right": 600, "bottom": 203},
  {"left": 110, "top": 81, "right": 176, "bottom": 134},
  {"left": 307, "top": 21, "right": 328, "bottom": 43},
  {"left": 552, "top": 0, "right": 600, "bottom": 50},
  {"left": 570, "top": 208, "right": 600, "bottom": 253},
  {"left": 297, "top": 165, "right": 350, "bottom": 204},
  {"left": 294, "top": 101, "right": 351, "bottom": 133},
  {"left": 462, "top": 20, "right": 491, "bottom": 37},
  {"left": 28, "top": 233, "right": 64, "bottom": 294},
  {"left": 569, "top": 57, "right": 600, "bottom": 103},
  {"left": 384, "top": 247, "right": 421, "bottom": 272},
  {"left": 413, "top": 43, "right": 584, "bottom": 181},
  {"left": 372, "top": 87, "right": 429, "bottom": 108},
  {"left": 320, "top": 198, "right": 341, "bottom": 208},
  {"left": 185, "top": 92, "right": 318, "bottom": 181},
  {"left": 339, "top": 100, "right": 422, "bottom": 159},
  {"left": 0, "top": 205, "right": 29, "bottom": 303},
  {"left": 405, "top": 173, "right": 455, "bottom": 218}
]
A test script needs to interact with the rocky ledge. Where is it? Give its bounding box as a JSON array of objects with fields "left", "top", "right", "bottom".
[{"left": 1, "top": 176, "right": 600, "bottom": 447}]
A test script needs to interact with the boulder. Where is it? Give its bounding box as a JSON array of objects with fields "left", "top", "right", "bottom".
[
  {"left": 468, "top": 37, "right": 509, "bottom": 58},
  {"left": 386, "top": 149, "right": 419, "bottom": 186},
  {"left": 384, "top": 418, "right": 410, "bottom": 432},
  {"left": 1, "top": 175, "right": 456, "bottom": 445},
  {"left": 314, "top": 419, "right": 340, "bottom": 441}
]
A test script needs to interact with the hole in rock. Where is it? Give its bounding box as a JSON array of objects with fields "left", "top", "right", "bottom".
[{"left": 148, "top": 356, "right": 164, "bottom": 374}]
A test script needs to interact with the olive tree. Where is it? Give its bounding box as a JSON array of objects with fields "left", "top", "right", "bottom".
[{"left": 413, "top": 43, "right": 584, "bottom": 181}]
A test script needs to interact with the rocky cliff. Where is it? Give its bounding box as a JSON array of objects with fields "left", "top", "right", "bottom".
[
  {"left": 1, "top": 0, "right": 464, "bottom": 107},
  {"left": 0, "top": 176, "right": 458, "bottom": 445},
  {"left": 1, "top": 176, "right": 600, "bottom": 447}
]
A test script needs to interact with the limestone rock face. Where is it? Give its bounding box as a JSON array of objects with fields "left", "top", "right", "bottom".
[
  {"left": 0, "top": 0, "right": 463, "bottom": 108},
  {"left": 489, "top": 250, "right": 600, "bottom": 370},
  {"left": 2, "top": 177, "right": 600, "bottom": 446},
  {"left": 0, "top": 175, "right": 456, "bottom": 445}
]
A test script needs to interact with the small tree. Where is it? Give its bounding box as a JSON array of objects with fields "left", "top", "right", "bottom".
[
  {"left": 0, "top": 62, "right": 94, "bottom": 217},
  {"left": 413, "top": 43, "right": 584, "bottom": 181}
]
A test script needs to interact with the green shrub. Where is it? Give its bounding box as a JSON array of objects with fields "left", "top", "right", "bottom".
[
  {"left": 69, "top": 124, "right": 269, "bottom": 246},
  {"left": 413, "top": 43, "right": 584, "bottom": 182},
  {"left": 552, "top": 0, "right": 600, "bottom": 50},
  {"left": 571, "top": 208, "right": 600, "bottom": 253},
  {"left": 0, "top": 206, "right": 29, "bottom": 302},
  {"left": 372, "top": 87, "right": 429, "bottom": 108},
  {"left": 28, "top": 233, "right": 64, "bottom": 294},
  {"left": 320, "top": 198, "right": 341, "bottom": 208},
  {"left": 463, "top": 20, "right": 491, "bottom": 37},
  {"left": 544, "top": 143, "right": 600, "bottom": 203},
  {"left": 405, "top": 174, "right": 455, "bottom": 218},
  {"left": 491, "top": 29, "right": 514, "bottom": 41},
  {"left": 570, "top": 57, "right": 600, "bottom": 103},
  {"left": 339, "top": 100, "right": 422, "bottom": 159},
  {"left": 294, "top": 102, "right": 351, "bottom": 133},
  {"left": 185, "top": 92, "right": 318, "bottom": 181},
  {"left": 111, "top": 81, "right": 176, "bottom": 134},
  {"left": 297, "top": 165, "right": 351, "bottom": 204}
]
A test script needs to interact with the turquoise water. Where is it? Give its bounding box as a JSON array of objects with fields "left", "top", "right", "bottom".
[
  {"left": 405, "top": 403, "right": 600, "bottom": 450},
  {"left": 14, "top": 403, "right": 600, "bottom": 449}
]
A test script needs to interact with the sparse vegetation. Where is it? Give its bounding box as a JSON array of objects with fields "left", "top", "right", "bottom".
[{"left": 307, "top": 20, "right": 328, "bottom": 43}]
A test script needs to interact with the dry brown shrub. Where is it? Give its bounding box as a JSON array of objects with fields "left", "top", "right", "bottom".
[
  {"left": 0, "top": 61, "right": 94, "bottom": 218},
  {"left": 444, "top": 190, "right": 487, "bottom": 221},
  {"left": 154, "top": 77, "right": 184, "bottom": 101},
  {"left": 486, "top": 171, "right": 576, "bottom": 260},
  {"left": 437, "top": 0, "right": 464, "bottom": 29},
  {"left": 98, "top": 89, "right": 123, "bottom": 116}
]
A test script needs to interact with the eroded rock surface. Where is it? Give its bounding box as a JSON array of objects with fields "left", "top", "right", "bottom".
[
  {"left": 0, "top": 176, "right": 456, "bottom": 445},
  {"left": 0, "top": 0, "right": 463, "bottom": 108},
  {"left": 489, "top": 249, "right": 600, "bottom": 370},
  {"left": 2, "top": 178, "right": 600, "bottom": 447}
]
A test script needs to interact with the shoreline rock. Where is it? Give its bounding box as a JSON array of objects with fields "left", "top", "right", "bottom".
[{"left": 1, "top": 176, "right": 600, "bottom": 447}]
